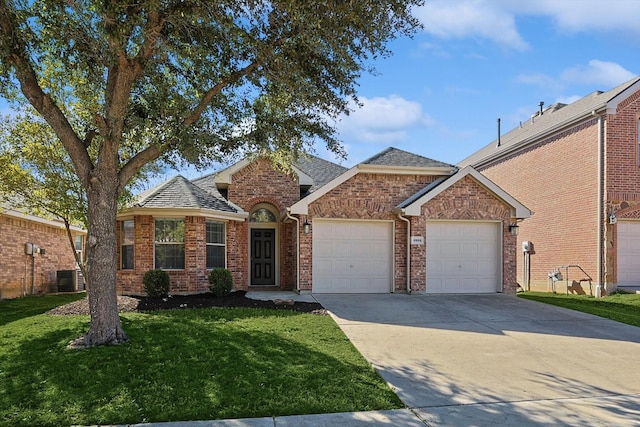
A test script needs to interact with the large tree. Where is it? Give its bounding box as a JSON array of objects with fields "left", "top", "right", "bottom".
[{"left": 0, "top": 0, "right": 423, "bottom": 347}]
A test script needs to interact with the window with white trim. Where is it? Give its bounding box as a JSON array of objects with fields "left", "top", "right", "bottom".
[
  {"left": 121, "top": 220, "right": 134, "bottom": 270},
  {"left": 154, "top": 218, "right": 185, "bottom": 269},
  {"left": 206, "top": 220, "right": 226, "bottom": 269}
]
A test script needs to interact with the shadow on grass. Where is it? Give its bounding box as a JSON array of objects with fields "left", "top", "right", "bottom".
[
  {"left": 0, "top": 308, "right": 402, "bottom": 426},
  {"left": 0, "top": 293, "right": 86, "bottom": 326}
]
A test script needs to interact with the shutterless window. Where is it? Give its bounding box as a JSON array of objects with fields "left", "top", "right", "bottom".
[
  {"left": 155, "top": 219, "right": 185, "bottom": 269},
  {"left": 121, "top": 220, "right": 134, "bottom": 270},
  {"left": 638, "top": 117, "right": 640, "bottom": 166},
  {"left": 206, "top": 220, "right": 226, "bottom": 269},
  {"left": 75, "top": 234, "right": 84, "bottom": 264}
]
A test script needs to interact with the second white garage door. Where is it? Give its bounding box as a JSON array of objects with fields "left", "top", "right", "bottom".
[
  {"left": 617, "top": 221, "right": 640, "bottom": 286},
  {"left": 313, "top": 220, "right": 393, "bottom": 293},
  {"left": 426, "top": 221, "right": 501, "bottom": 293}
]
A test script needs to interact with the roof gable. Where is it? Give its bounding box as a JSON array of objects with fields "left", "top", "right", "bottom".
[
  {"left": 290, "top": 147, "right": 457, "bottom": 215},
  {"left": 397, "top": 166, "right": 531, "bottom": 219}
]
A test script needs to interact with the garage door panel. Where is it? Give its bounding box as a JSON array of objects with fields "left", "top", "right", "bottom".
[
  {"left": 313, "top": 221, "right": 392, "bottom": 293},
  {"left": 426, "top": 221, "right": 500, "bottom": 294},
  {"left": 618, "top": 221, "right": 640, "bottom": 286}
]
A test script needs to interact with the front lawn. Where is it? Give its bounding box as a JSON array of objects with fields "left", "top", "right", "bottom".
[
  {"left": 518, "top": 291, "right": 640, "bottom": 327},
  {"left": 0, "top": 295, "right": 402, "bottom": 427}
]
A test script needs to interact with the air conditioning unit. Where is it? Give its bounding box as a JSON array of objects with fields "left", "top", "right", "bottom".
[{"left": 56, "top": 270, "right": 78, "bottom": 292}]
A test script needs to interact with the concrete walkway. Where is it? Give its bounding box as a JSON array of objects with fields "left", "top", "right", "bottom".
[{"left": 314, "top": 293, "right": 640, "bottom": 426}]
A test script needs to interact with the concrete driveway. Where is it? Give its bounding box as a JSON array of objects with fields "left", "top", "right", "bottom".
[{"left": 314, "top": 293, "right": 640, "bottom": 426}]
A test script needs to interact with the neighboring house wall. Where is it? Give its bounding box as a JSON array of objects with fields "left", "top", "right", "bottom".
[
  {"left": 605, "top": 88, "right": 640, "bottom": 287},
  {"left": 479, "top": 120, "right": 599, "bottom": 292},
  {"left": 304, "top": 172, "right": 443, "bottom": 292},
  {"left": 0, "top": 212, "right": 82, "bottom": 299}
]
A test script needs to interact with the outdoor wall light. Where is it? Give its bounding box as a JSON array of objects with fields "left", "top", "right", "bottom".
[
  {"left": 303, "top": 220, "right": 311, "bottom": 234},
  {"left": 509, "top": 223, "right": 519, "bottom": 236}
]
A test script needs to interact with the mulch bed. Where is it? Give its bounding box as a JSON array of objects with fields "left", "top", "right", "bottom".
[{"left": 47, "top": 290, "right": 327, "bottom": 316}]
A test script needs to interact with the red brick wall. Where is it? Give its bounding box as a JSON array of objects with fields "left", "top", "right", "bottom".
[
  {"left": 305, "top": 173, "right": 444, "bottom": 292},
  {"left": 417, "top": 176, "right": 517, "bottom": 294},
  {"left": 480, "top": 119, "right": 600, "bottom": 292},
  {"left": 0, "top": 213, "right": 82, "bottom": 299},
  {"left": 117, "top": 215, "right": 213, "bottom": 295},
  {"left": 604, "top": 87, "right": 640, "bottom": 287},
  {"left": 227, "top": 158, "right": 301, "bottom": 290},
  {"left": 117, "top": 158, "right": 304, "bottom": 294}
]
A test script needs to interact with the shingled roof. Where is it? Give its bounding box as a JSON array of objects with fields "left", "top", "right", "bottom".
[
  {"left": 459, "top": 76, "right": 640, "bottom": 168},
  {"left": 293, "top": 154, "right": 348, "bottom": 193},
  {"left": 133, "top": 175, "right": 240, "bottom": 213},
  {"left": 361, "top": 147, "right": 455, "bottom": 169}
]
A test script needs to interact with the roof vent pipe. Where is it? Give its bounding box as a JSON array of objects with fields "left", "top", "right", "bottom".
[
  {"left": 496, "top": 118, "right": 501, "bottom": 147},
  {"left": 539, "top": 101, "right": 544, "bottom": 115}
]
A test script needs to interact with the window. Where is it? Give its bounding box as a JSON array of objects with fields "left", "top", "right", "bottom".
[
  {"left": 74, "top": 234, "right": 84, "bottom": 265},
  {"left": 206, "top": 220, "right": 226, "bottom": 269},
  {"left": 250, "top": 208, "right": 277, "bottom": 223},
  {"left": 155, "top": 219, "right": 185, "bottom": 269},
  {"left": 121, "top": 220, "right": 134, "bottom": 270},
  {"left": 638, "top": 117, "right": 640, "bottom": 166}
]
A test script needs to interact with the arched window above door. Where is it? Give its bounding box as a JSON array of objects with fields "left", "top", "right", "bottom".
[{"left": 250, "top": 207, "right": 277, "bottom": 223}]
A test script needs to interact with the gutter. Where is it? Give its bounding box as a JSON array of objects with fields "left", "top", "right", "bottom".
[
  {"left": 397, "top": 210, "right": 411, "bottom": 294},
  {"left": 596, "top": 112, "right": 604, "bottom": 297},
  {"left": 285, "top": 208, "right": 301, "bottom": 293}
]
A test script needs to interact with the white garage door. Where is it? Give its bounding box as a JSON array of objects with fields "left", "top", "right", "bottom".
[
  {"left": 313, "top": 220, "right": 393, "bottom": 293},
  {"left": 426, "top": 221, "right": 501, "bottom": 293},
  {"left": 617, "top": 221, "right": 640, "bottom": 286}
]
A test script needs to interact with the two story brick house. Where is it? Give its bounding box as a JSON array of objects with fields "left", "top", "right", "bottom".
[
  {"left": 116, "top": 147, "right": 530, "bottom": 295},
  {"left": 460, "top": 76, "right": 640, "bottom": 295}
]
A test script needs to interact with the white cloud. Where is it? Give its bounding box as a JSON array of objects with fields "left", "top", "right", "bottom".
[
  {"left": 560, "top": 60, "right": 635, "bottom": 87},
  {"left": 415, "top": 0, "right": 528, "bottom": 50},
  {"left": 522, "top": 0, "right": 640, "bottom": 34},
  {"left": 338, "top": 95, "right": 434, "bottom": 144},
  {"left": 415, "top": 0, "right": 640, "bottom": 50}
]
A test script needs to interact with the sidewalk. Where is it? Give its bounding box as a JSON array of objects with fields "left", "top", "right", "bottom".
[{"left": 113, "top": 409, "right": 427, "bottom": 427}]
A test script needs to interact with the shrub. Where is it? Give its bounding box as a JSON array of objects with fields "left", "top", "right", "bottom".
[
  {"left": 143, "top": 269, "right": 170, "bottom": 297},
  {"left": 209, "top": 268, "right": 233, "bottom": 297}
]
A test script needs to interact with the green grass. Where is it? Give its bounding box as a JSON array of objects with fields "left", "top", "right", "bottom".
[
  {"left": 518, "top": 291, "right": 640, "bottom": 327},
  {"left": 0, "top": 295, "right": 402, "bottom": 427}
]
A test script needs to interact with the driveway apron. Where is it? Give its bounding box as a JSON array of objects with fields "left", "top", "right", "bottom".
[{"left": 314, "top": 294, "right": 640, "bottom": 426}]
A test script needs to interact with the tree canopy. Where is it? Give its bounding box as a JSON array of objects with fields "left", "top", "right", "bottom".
[{"left": 0, "top": 0, "right": 424, "bottom": 347}]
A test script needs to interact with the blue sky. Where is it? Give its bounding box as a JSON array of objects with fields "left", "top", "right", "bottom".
[{"left": 2, "top": 0, "right": 640, "bottom": 180}]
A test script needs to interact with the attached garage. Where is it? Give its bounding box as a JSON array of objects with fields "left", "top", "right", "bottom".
[
  {"left": 313, "top": 220, "right": 393, "bottom": 293},
  {"left": 425, "top": 221, "right": 501, "bottom": 293},
  {"left": 617, "top": 221, "right": 640, "bottom": 286}
]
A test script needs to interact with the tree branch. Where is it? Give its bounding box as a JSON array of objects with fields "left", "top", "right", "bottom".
[
  {"left": 118, "top": 144, "right": 161, "bottom": 193},
  {"left": 181, "top": 60, "right": 261, "bottom": 128},
  {"left": 0, "top": 1, "right": 93, "bottom": 187}
]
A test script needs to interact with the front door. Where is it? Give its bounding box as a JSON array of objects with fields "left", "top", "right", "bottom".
[{"left": 251, "top": 228, "right": 275, "bottom": 286}]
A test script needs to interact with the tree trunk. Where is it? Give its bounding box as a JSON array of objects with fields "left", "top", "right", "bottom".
[{"left": 70, "top": 175, "right": 128, "bottom": 348}]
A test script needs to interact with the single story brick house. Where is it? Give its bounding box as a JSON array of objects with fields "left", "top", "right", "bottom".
[
  {"left": 0, "top": 205, "right": 86, "bottom": 299},
  {"left": 116, "top": 147, "right": 530, "bottom": 295},
  {"left": 459, "top": 76, "right": 640, "bottom": 295}
]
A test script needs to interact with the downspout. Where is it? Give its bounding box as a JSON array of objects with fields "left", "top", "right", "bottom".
[
  {"left": 596, "top": 112, "right": 604, "bottom": 297},
  {"left": 397, "top": 210, "right": 411, "bottom": 294},
  {"left": 285, "top": 208, "right": 300, "bottom": 293}
]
